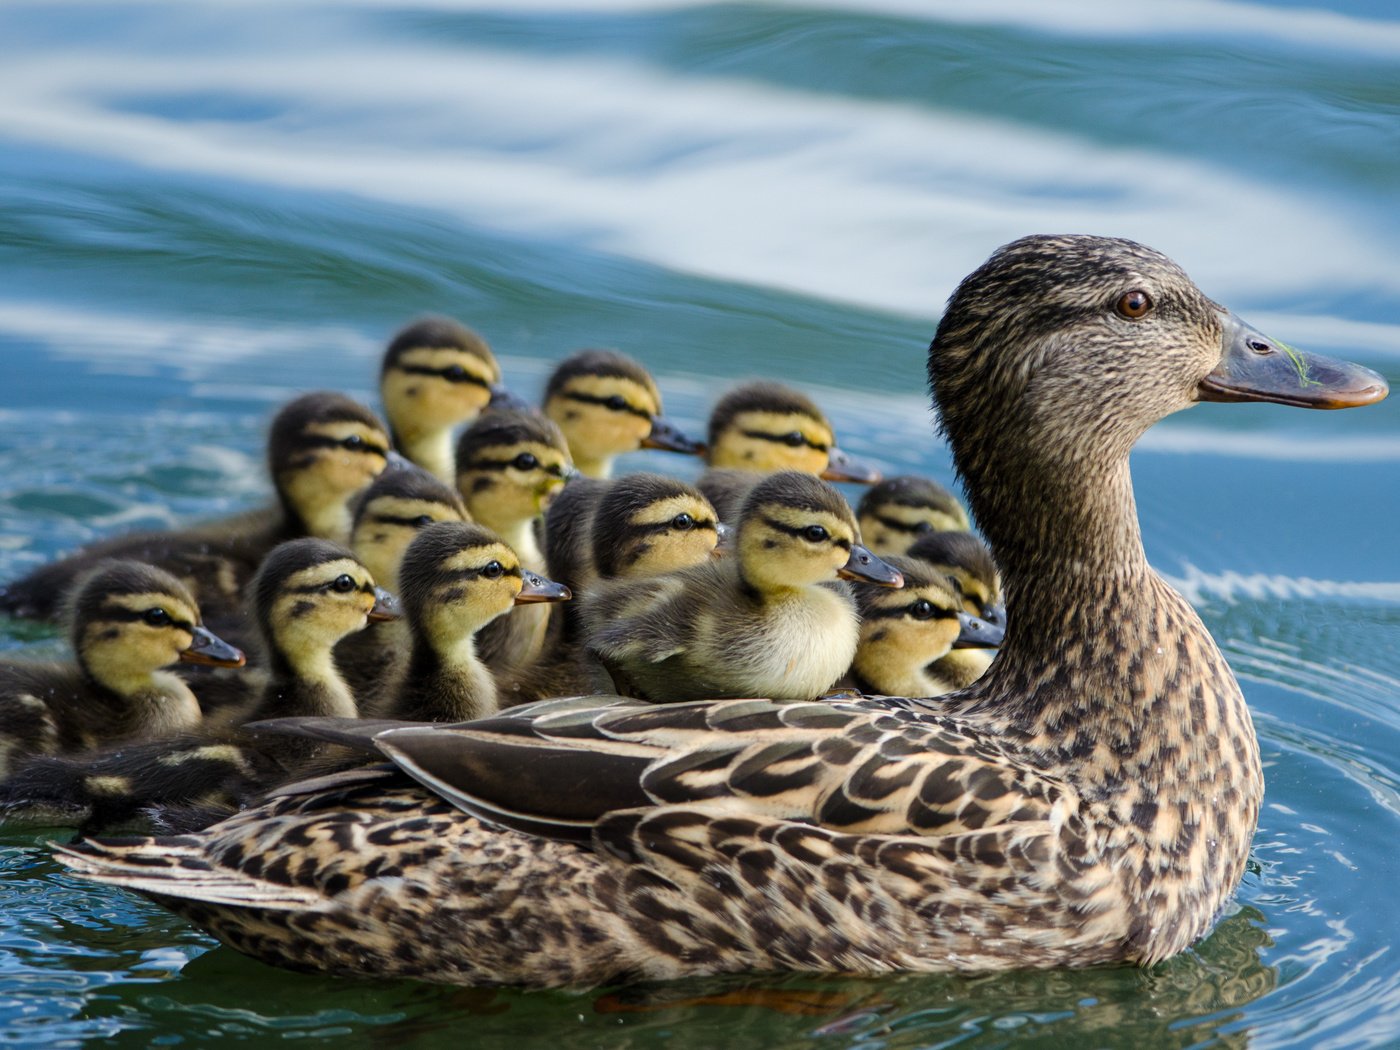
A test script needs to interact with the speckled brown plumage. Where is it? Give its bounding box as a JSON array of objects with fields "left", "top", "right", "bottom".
[{"left": 57, "top": 234, "right": 1388, "bottom": 987}]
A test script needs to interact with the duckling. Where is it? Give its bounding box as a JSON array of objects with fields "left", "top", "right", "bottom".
[
  {"left": 905, "top": 529, "right": 1005, "bottom": 628},
  {"left": 376, "top": 522, "right": 570, "bottom": 724},
  {"left": 542, "top": 349, "right": 702, "bottom": 479},
  {"left": 0, "top": 539, "right": 394, "bottom": 830},
  {"left": 0, "top": 560, "right": 244, "bottom": 778},
  {"left": 456, "top": 409, "right": 573, "bottom": 675},
  {"left": 57, "top": 235, "right": 1388, "bottom": 989},
  {"left": 846, "top": 555, "right": 1003, "bottom": 698},
  {"left": 582, "top": 470, "right": 902, "bottom": 702},
  {"left": 0, "top": 392, "right": 393, "bottom": 624},
  {"left": 336, "top": 468, "right": 469, "bottom": 703},
  {"left": 856, "top": 475, "right": 970, "bottom": 556},
  {"left": 380, "top": 316, "right": 519, "bottom": 482}
]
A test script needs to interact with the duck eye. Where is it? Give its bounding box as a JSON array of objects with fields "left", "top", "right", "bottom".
[
  {"left": 143, "top": 608, "right": 172, "bottom": 627},
  {"left": 482, "top": 561, "right": 504, "bottom": 579},
  {"left": 605, "top": 395, "right": 628, "bottom": 412},
  {"left": 802, "top": 524, "right": 829, "bottom": 543},
  {"left": 513, "top": 452, "right": 539, "bottom": 471},
  {"left": 341, "top": 434, "right": 366, "bottom": 451},
  {"left": 332, "top": 574, "right": 357, "bottom": 593},
  {"left": 413, "top": 514, "right": 435, "bottom": 527},
  {"left": 1116, "top": 290, "right": 1153, "bottom": 320},
  {"left": 444, "top": 364, "right": 467, "bottom": 380},
  {"left": 783, "top": 431, "right": 805, "bottom": 448},
  {"left": 671, "top": 513, "right": 694, "bottom": 531},
  {"left": 909, "top": 599, "right": 935, "bottom": 621}
]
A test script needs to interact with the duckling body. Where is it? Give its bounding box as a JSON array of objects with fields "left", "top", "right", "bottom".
[
  {"left": 542, "top": 350, "right": 701, "bottom": 479},
  {"left": 0, "top": 561, "right": 244, "bottom": 777},
  {"left": 380, "top": 317, "right": 507, "bottom": 483},
  {"left": 582, "top": 471, "right": 901, "bottom": 702},
  {"left": 57, "top": 235, "right": 1388, "bottom": 987},
  {"left": 0, "top": 392, "right": 392, "bottom": 625}
]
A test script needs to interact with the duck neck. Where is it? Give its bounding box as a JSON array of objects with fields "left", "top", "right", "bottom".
[
  {"left": 260, "top": 644, "right": 358, "bottom": 720},
  {"left": 394, "top": 426, "right": 455, "bottom": 484},
  {"left": 400, "top": 628, "right": 498, "bottom": 722}
]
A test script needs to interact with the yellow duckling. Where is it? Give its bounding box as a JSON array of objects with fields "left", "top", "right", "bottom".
[
  {"left": 542, "top": 349, "right": 702, "bottom": 479},
  {"left": 380, "top": 316, "right": 518, "bottom": 483},
  {"left": 855, "top": 475, "right": 970, "bottom": 556},
  {"left": 0, "top": 561, "right": 243, "bottom": 778},
  {"left": 582, "top": 470, "right": 902, "bottom": 702},
  {"left": 0, "top": 391, "right": 394, "bottom": 625},
  {"left": 56, "top": 234, "right": 1388, "bottom": 988}
]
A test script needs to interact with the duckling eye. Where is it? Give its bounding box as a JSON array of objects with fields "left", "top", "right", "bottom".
[
  {"left": 513, "top": 452, "right": 540, "bottom": 471},
  {"left": 482, "top": 561, "right": 504, "bottom": 579},
  {"left": 909, "top": 599, "right": 935, "bottom": 621},
  {"left": 341, "top": 434, "right": 366, "bottom": 451},
  {"left": 444, "top": 364, "right": 467, "bottom": 380},
  {"left": 331, "top": 574, "right": 357, "bottom": 593},
  {"left": 605, "top": 395, "right": 628, "bottom": 412},
  {"left": 783, "top": 431, "right": 805, "bottom": 448},
  {"left": 671, "top": 513, "right": 694, "bottom": 531},
  {"left": 143, "top": 608, "right": 172, "bottom": 627},
  {"left": 1116, "top": 290, "right": 1153, "bottom": 320},
  {"left": 802, "top": 524, "right": 829, "bottom": 543},
  {"left": 413, "top": 514, "right": 435, "bottom": 527}
]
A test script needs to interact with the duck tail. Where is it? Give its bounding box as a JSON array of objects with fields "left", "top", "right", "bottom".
[{"left": 52, "top": 837, "right": 322, "bottom": 910}]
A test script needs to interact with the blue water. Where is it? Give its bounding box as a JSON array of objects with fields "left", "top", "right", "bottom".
[{"left": 1, "top": 1, "right": 1398, "bottom": 1045}]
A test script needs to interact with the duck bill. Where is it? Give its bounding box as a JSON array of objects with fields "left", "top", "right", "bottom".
[
  {"left": 1198, "top": 312, "right": 1389, "bottom": 410},
  {"left": 367, "top": 587, "right": 402, "bottom": 622},
  {"left": 488, "top": 384, "right": 533, "bottom": 413},
  {"left": 821, "top": 446, "right": 882, "bottom": 484},
  {"left": 838, "top": 544, "right": 904, "bottom": 588},
  {"left": 952, "top": 611, "right": 1004, "bottom": 650},
  {"left": 980, "top": 602, "right": 1008, "bottom": 630},
  {"left": 641, "top": 416, "right": 704, "bottom": 455},
  {"left": 712, "top": 521, "right": 732, "bottom": 558},
  {"left": 515, "top": 573, "right": 572, "bottom": 605},
  {"left": 179, "top": 626, "right": 247, "bottom": 668}
]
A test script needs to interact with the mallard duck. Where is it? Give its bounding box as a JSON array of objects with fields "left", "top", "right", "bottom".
[
  {"left": 57, "top": 235, "right": 1387, "bottom": 988},
  {"left": 856, "top": 475, "right": 970, "bottom": 556},
  {"left": 374, "top": 522, "right": 570, "bottom": 724},
  {"left": 455, "top": 409, "right": 573, "bottom": 675},
  {"left": 696, "top": 381, "right": 881, "bottom": 521},
  {"left": 542, "top": 349, "right": 702, "bottom": 479},
  {"left": 846, "top": 554, "right": 1002, "bottom": 698},
  {"left": 0, "top": 539, "right": 395, "bottom": 830},
  {"left": 582, "top": 471, "right": 903, "bottom": 702},
  {"left": 0, "top": 560, "right": 244, "bottom": 778},
  {"left": 0, "top": 391, "right": 394, "bottom": 624},
  {"left": 380, "top": 316, "right": 519, "bottom": 483}
]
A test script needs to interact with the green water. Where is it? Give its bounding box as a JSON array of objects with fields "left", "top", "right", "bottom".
[{"left": 2, "top": 1, "right": 1399, "bottom": 1045}]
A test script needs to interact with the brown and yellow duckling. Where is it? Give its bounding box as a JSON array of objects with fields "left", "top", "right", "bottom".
[
  {"left": 582, "top": 470, "right": 902, "bottom": 702},
  {"left": 375, "top": 522, "right": 569, "bottom": 724},
  {"left": 856, "top": 475, "right": 970, "bottom": 556},
  {"left": 542, "top": 349, "right": 702, "bottom": 479},
  {"left": 0, "top": 560, "right": 244, "bottom": 778},
  {"left": 56, "top": 235, "right": 1388, "bottom": 987},
  {"left": 0, "top": 392, "right": 393, "bottom": 625},
  {"left": 846, "top": 555, "right": 1003, "bottom": 698},
  {"left": 380, "top": 316, "right": 519, "bottom": 483},
  {"left": 906, "top": 529, "right": 1005, "bottom": 630}
]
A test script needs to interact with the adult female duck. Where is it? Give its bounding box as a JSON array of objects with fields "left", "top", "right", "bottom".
[{"left": 57, "top": 235, "right": 1386, "bottom": 986}]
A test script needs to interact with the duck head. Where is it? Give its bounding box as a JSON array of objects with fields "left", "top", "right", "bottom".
[
  {"left": 856, "top": 474, "right": 971, "bottom": 556},
  {"left": 349, "top": 467, "right": 469, "bottom": 593},
  {"left": 705, "top": 381, "right": 881, "bottom": 483}
]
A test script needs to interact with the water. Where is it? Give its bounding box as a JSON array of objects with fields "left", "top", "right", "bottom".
[{"left": 1, "top": 1, "right": 1398, "bottom": 1045}]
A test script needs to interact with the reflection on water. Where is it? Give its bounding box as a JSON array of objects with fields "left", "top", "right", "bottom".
[{"left": 1, "top": 0, "right": 1399, "bottom": 1047}]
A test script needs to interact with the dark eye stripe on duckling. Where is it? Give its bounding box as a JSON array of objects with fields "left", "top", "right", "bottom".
[
  {"left": 464, "top": 455, "right": 570, "bottom": 478},
  {"left": 740, "top": 428, "right": 829, "bottom": 453},
  {"left": 868, "top": 513, "right": 936, "bottom": 535},
  {"left": 560, "top": 390, "right": 653, "bottom": 421},
  {"left": 437, "top": 562, "right": 523, "bottom": 583},
  {"left": 97, "top": 603, "right": 196, "bottom": 632},
  {"left": 861, "top": 599, "right": 959, "bottom": 621},
  {"left": 759, "top": 515, "right": 851, "bottom": 550},
  {"left": 393, "top": 362, "right": 493, "bottom": 388},
  {"left": 296, "top": 434, "right": 390, "bottom": 457},
  {"left": 629, "top": 515, "right": 718, "bottom": 536}
]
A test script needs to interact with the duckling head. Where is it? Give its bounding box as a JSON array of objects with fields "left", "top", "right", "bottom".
[
  {"left": 856, "top": 474, "right": 970, "bottom": 556},
  {"left": 850, "top": 555, "right": 1003, "bottom": 697},
  {"left": 380, "top": 317, "right": 509, "bottom": 481},
  {"left": 542, "top": 349, "right": 701, "bottom": 478},
  {"left": 454, "top": 409, "right": 573, "bottom": 536},
  {"left": 69, "top": 560, "right": 245, "bottom": 697},
  {"left": 734, "top": 470, "right": 902, "bottom": 594},
  {"left": 905, "top": 530, "right": 1004, "bottom": 627},
  {"left": 705, "top": 381, "right": 880, "bottom": 483},
  {"left": 252, "top": 538, "right": 398, "bottom": 678},
  {"left": 350, "top": 467, "right": 469, "bottom": 594},
  {"left": 929, "top": 236, "right": 1387, "bottom": 574},
  {"left": 591, "top": 474, "right": 721, "bottom": 581},
  {"left": 399, "top": 521, "right": 570, "bottom": 661},
  {"left": 268, "top": 392, "right": 394, "bottom": 545}
]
